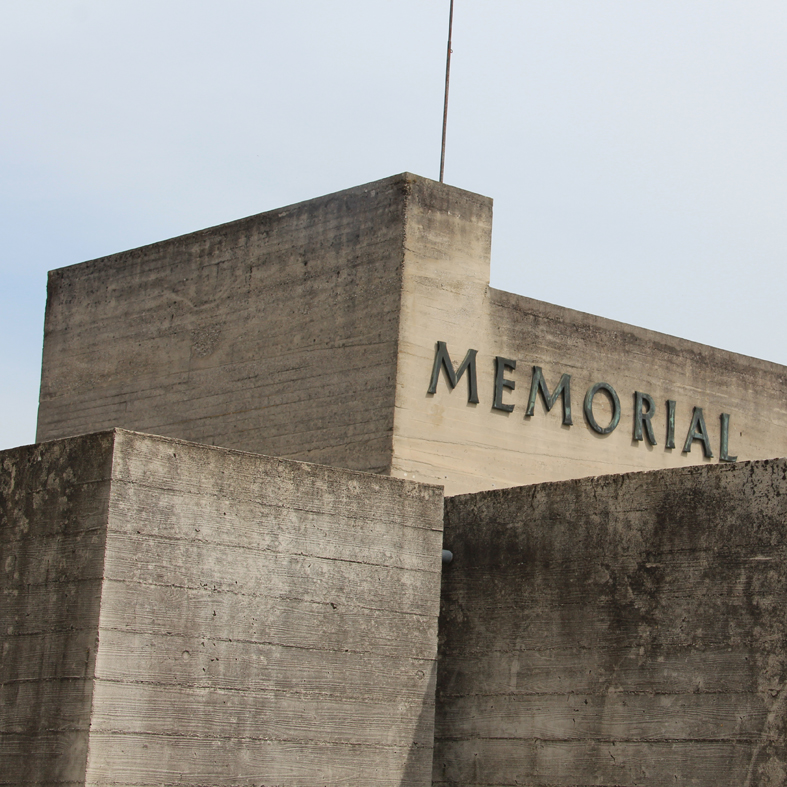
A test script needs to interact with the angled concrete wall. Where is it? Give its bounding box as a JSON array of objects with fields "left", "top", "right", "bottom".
[
  {"left": 1, "top": 430, "right": 443, "bottom": 787},
  {"left": 434, "top": 458, "right": 787, "bottom": 786}
]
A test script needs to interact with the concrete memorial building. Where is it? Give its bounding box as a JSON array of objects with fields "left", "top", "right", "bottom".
[{"left": 3, "top": 173, "right": 787, "bottom": 786}]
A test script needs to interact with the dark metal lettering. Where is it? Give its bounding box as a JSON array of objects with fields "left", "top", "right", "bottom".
[
  {"left": 633, "top": 391, "right": 657, "bottom": 445},
  {"left": 720, "top": 413, "right": 737, "bottom": 462},
  {"left": 683, "top": 407, "right": 713, "bottom": 458},
  {"left": 427, "top": 341, "right": 479, "bottom": 404},
  {"left": 493, "top": 356, "right": 517, "bottom": 412},
  {"left": 525, "top": 367, "right": 573, "bottom": 425},
  {"left": 584, "top": 382, "right": 621, "bottom": 435},
  {"left": 666, "top": 399, "right": 677, "bottom": 449}
]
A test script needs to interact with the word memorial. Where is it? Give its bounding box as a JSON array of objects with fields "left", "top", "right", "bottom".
[{"left": 427, "top": 341, "right": 738, "bottom": 462}]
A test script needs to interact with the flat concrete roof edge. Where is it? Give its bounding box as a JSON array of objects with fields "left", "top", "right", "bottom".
[
  {"left": 48, "top": 172, "right": 492, "bottom": 276},
  {"left": 445, "top": 454, "right": 787, "bottom": 503}
]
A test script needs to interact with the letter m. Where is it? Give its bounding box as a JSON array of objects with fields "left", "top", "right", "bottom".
[
  {"left": 525, "top": 366, "right": 572, "bottom": 425},
  {"left": 427, "top": 341, "right": 479, "bottom": 404}
]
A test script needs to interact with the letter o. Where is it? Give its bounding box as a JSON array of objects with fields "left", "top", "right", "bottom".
[{"left": 584, "top": 382, "right": 621, "bottom": 435}]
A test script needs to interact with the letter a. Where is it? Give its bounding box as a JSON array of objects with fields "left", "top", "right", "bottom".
[{"left": 683, "top": 407, "right": 713, "bottom": 458}]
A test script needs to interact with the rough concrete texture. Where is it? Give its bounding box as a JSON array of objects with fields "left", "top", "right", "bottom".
[
  {"left": 0, "top": 432, "right": 115, "bottom": 786},
  {"left": 36, "top": 173, "right": 787, "bottom": 496},
  {"left": 390, "top": 190, "right": 787, "bottom": 493},
  {"left": 1, "top": 429, "right": 444, "bottom": 787},
  {"left": 435, "top": 458, "right": 787, "bottom": 786},
  {"left": 37, "top": 174, "right": 415, "bottom": 474}
]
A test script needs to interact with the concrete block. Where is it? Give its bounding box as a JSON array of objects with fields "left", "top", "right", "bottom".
[
  {"left": 1, "top": 429, "right": 443, "bottom": 786},
  {"left": 435, "top": 458, "right": 787, "bottom": 786}
]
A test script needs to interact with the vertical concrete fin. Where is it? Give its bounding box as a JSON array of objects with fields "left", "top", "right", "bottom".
[{"left": 392, "top": 175, "right": 494, "bottom": 487}]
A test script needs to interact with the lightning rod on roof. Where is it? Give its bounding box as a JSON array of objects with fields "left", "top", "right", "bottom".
[{"left": 439, "top": 0, "right": 454, "bottom": 183}]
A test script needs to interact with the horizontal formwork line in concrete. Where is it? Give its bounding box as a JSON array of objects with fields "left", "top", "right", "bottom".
[
  {"left": 437, "top": 665, "right": 769, "bottom": 692},
  {"left": 49, "top": 250, "right": 403, "bottom": 307},
  {"left": 3, "top": 678, "right": 434, "bottom": 716},
  {"left": 39, "top": 357, "right": 394, "bottom": 412},
  {"left": 438, "top": 688, "right": 764, "bottom": 698},
  {"left": 103, "top": 508, "right": 441, "bottom": 549},
  {"left": 0, "top": 727, "right": 432, "bottom": 751},
  {"left": 0, "top": 782, "right": 84, "bottom": 787},
  {"left": 77, "top": 728, "right": 428, "bottom": 749},
  {"left": 40, "top": 342, "right": 394, "bottom": 395},
  {"left": 1, "top": 676, "right": 97, "bottom": 687},
  {"left": 39, "top": 343, "right": 394, "bottom": 404},
  {"left": 5, "top": 566, "right": 435, "bottom": 605},
  {"left": 39, "top": 420, "right": 394, "bottom": 463},
  {"left": 89, "top": 676, "right": 435, "bottom": 706},
  {"left": 96, "top": 625, "right": 434, "bottom": 662},
  {"left": 108, "top": 487, "right": 442, "bottom": 531},
  {"left": 102, "top": 526, "right": 442, "bottom": 573},
  {"left": 443, "top": 544, "right": 787, "bottom": 569},
  {"left": 136, "top": 401, "right": 390, "bottom": 437},
  {"left": 439, "top": 636, "right": 772, "bottom": 656},
  {"left": 7, "top": 594, "right": 437, "bottom": 640},
  {"left": 108, "top": 482, "right": 442, "bottom": 532},
  {"left": 97, "top": 575, "right": 438, "bottom": 620},
  {"left": 436, "top": 735, "right": 773, "bottom": 744},
  {"left": 445, "top": 585, "right": 787, "bottom": 608},
  {"left": 88, "top": 677, "right": 436, "bottom": 703},
  {"left": 37, "top": 393, "right": 393, "bottom": 440},
  {"left": 9, "top": 658, "right": 436, "bottom": 701},
  {"left": 96, "top": 577, "right": 439, "bottom": 621},
  {"left": 435, "top": 648, "right": 765, "bottom": 671},
  {"left": 0, "top": 523, "right": 108, "bottom": 546}
]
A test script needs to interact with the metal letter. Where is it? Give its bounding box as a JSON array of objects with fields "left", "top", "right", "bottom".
[
  {"left": 683, "top": 406, "right": 713, "bottom": 458},
  {"left": 720, "top": 413, "right": 737, "bottom": 462},
  {"left": 493, "top": 356, "right": 516, "bottom": 412},
  {"left": 525, "top": 366, "right": 573, "bottom": 425},
  {"left": 427, "top": 341, "right": 479, "bottom": 404},
  {"left": 584, "top": 382, "right": 621, "bottom": 435},
  {"left": 666, "top": 399, "right": 677, "bottom": 449},
  {"left": 633, "top": 391, "right": 657, "bottom": 445}
]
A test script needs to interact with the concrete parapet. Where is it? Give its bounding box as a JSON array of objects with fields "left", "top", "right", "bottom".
[{"left": 1, "top": 429, "right": 443, "bottom": 786}]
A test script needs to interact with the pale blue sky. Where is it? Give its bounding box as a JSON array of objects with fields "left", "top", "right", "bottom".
[{"left": 3, "top": 1, "right": 787, "bottom": 450}]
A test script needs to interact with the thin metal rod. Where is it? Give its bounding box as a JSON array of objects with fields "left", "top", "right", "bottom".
[{"left": 439, "top": 0, "right": 454, "bottom": 183}]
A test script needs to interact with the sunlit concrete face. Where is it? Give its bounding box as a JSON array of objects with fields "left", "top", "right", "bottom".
[
  {"left": 0, "top": 429, "right": 443, "bottom": 787},
  {"left": 390, "top": 179, "right": 787, "bottom": 494},
  {"left": 37, "top": 173, "right": 787, "bottom": 495}
]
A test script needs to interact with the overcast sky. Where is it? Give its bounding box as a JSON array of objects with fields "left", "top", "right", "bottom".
[{"left": 3, "top": 1, "right": 786, "bottom": 451}]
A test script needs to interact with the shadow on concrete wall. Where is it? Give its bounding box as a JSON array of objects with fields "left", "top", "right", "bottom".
[{"left": 398, "top": 660, "right": 438, "bottom": 787}]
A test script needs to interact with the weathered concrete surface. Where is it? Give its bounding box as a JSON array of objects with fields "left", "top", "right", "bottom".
[
  {"left": 392, "top": 245, "right": 787, "bottom": 494},
  {"left": 37, "top": 174, "right": 471, "bottom": 476},
  {"left": 434, "top": 458, "right": 787, "bottom": 786},
  {"left": 0, "top": 432, "right": 114, "bottom": 786},
  {"left": 1, "top": 429, "right": 444, "bottom": 786},
  {"left": 36, "top": 173, "right": 787, "bottom": 495}
]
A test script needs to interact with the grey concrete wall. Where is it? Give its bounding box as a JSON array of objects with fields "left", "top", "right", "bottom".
[
  {"left": 1, "top": 432, "right": 115, "bottom": 786},
  {"left": 435, "top": 459, "right": 787, "bottom": 786},
  {"left": 1, "top": 430, "right": 444, "bottom": 787},
  {"left": 393, "top": 249, "right": 787, "bottom": 495},
  {"left": 36, "top": 174, "right": 417, "bottom": 473}
]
